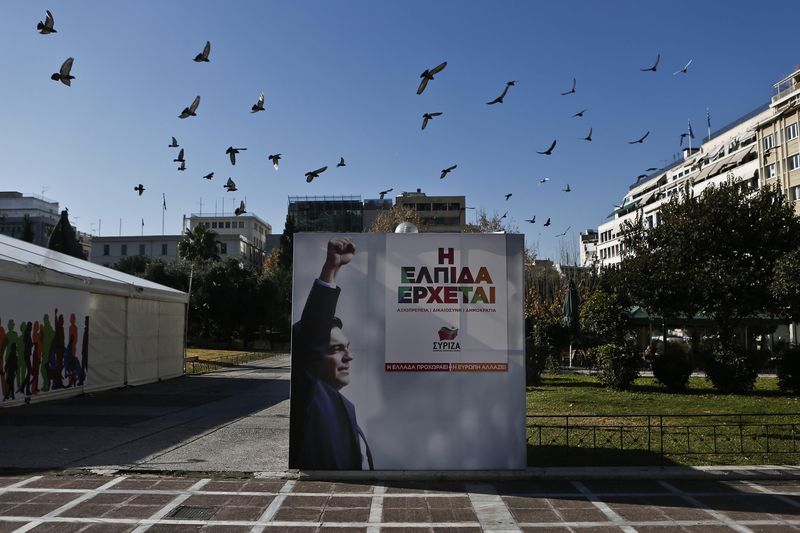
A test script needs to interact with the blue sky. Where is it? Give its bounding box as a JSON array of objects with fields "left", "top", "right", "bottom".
[{"left": 2, "top": 1, "right": 799, "bottom": 260}]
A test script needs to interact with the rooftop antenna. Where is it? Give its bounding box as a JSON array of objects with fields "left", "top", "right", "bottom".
[{"left": 40, "top": 185, "right": 49, "bottom": 200}]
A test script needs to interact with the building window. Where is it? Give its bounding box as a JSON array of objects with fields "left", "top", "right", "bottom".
[
  {"left": 138, "top": 244, "right": 145, "bottom": 256},
  {"left": 103, "top": 244, "right": 109, "bottom": 256},
  {"left": 211, "top": 222, "right": 217, "bottom": 228},
  {"left": 766, "top": 163, "right": 777, "bottom": 178},
  {"left": 219, "top": 242, "right": 227, "bottom": 254},
  {"left": 786, "top": 123, "right": 798, "bottom": 141},
  {"left": 789, "top": 154, "right": 800, "bottom": 171},
  {"left": 225, "top": 221, "right": 231, "bottom": 228},
  {"left": 121, "top": 244, "right": 127, "bottom": 256},
  {"left": 763, "top": 134, "right": 774, "bottom": 151},
  {"left": 161, "top": 243, "right": 168, "bottom": 255},
  {"left": 239, "top": 221, "right": 244, "bottom": 228}
]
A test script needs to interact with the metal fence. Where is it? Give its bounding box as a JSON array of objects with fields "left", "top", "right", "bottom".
[
  {"left": 183, "top": 352, "right": 274, "bottom": 374},
  {"left": 527, "top": 413, "right": 800, "bottom": 459}
]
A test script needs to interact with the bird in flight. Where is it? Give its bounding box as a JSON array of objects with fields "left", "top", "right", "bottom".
[
  {"left": 194, "top": 41, "right": 211, "bottom": 62},
  {"left": 173, "top": 148, "right": 185, "bottom": 163},
  {"left": 557, "top": 226, "right": 571, "bottom": 237},
  {"left": 177, "top": 160, "right": 186, "bottom": 171},
  {"left": 168, "top": 137, "right": 179, "bottom": 148},
  {"left": 636, "top": 174, "right": 647, "bottom": 181},
  {"left": 417, "top": 61, "right": 447, "bottom": 95},
  {"left": 539, "top": 177, "right": 550, "bottom": 185},
  {"left": 524, "top": 216, "right": 536, "bottom": 224},
  {"left": 500, "top": 211, "right": 508, "bottom": 219},
  {"left": 673, "top": 59, "right": 693, "bottom": 75},
  {"left": 504, "top": 193, "right": 512, "bottom": 201},
  {"left": 268, "top": 153, "right": 281, "bottom": 170},
  {"left": 583, "top": 128, "right": 593, "bottom": 142},
  {"left": 37, "top": 10, "right": 56, "bottom": 34},
  {"left": 543, "top": 218, "right": 551, "bottom": 227},
  {"left": 226, "top": 147, "right": 247, "bottom": 165},
  {"left": 421, "top": 112, "right": 442, "bottom": 130},
  {"left": 234, "top": 200, "right": 246, "bottom": 216},
  {"left": 337, "top": 157, "right": 346, "bottom": 167},
  {"left": 202, "top": 172, "right": 214, "bottom": 180},
  {"left": 645, "top": 167, "right": 657, "bottom": 172},
  {"left": 179, "top": 96, "right": 200, "bottom": 118},
  {"left": 629, "top": 131, "right": 650, "bottom": 144},
  {"left": 251, "top": 93, "right": 265, "bottom": 113},
  {"left": 134, "top": 184, "right": 145, "bottom": 196},
  {"left": 305, "top": 166, "right": 328, "bottom": 183},
  {"left": 562, "top": 184, "right": 572, "bottom": 192},
  {"left": 224, "top": 178, "right": 237, "bottom": 191},
  {"left": 439, "top": 164, "right": 457, "bottom": 179},
  {"left": 379, "top": 188, "right": 393, "bottom": 199},
  {"left": 487, "top": 81, "right": 515, "bottom": 105},
  {"left": 51, "top": 57, "right": 75, "bottom": 86},
  {"left": 537, "top": 140, "right": 557, "bottom": 155},
  {"left": 573, "top": 109, "right": 587, "bottom": 117},
  {"left": 561, "top": 78, "right": 576, "bottom": 95},
  {"left": 641, "top": 53, "right": 660, "bottom": 72},
  {"left": 679, "top": 133, "right": 691, "bottom": 146}
]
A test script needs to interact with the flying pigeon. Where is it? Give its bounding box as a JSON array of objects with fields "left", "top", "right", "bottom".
[
  {"left": 557, "top": 226, "right": 571, "bottom": 237},
  {"left": 177, "top": 160, "right": 186, "bottom": 171},
  {"left": 379, "top": 188, "right": 393, "bottom": 199},
  {"left": 168, "top": 137, "right": 179, "bottom": 148},
  {"left": 583, "top": 128, "right": 593, "bottom": 141},
  {"left": 504, "top": 193, "right": 512, "bottom": 201},
  {"left": 134, "top": 184, "right": 145, "bottom": 196},
  {"left": 679, "top": 133, "right": 691, "bottom": 147},
  {"left": 224, "top": 178, "right": 237, "bottom": 191},
  {"left": 539, "top": 177, "right": 550, "bottom": 185},
  {"left": 37, "top": 10, "right": 56, "bottom": 34},
  {"left": 179, "top": 95, "right": 200, "bottom": 118},
  {"left": 543, "top": 217, "right": 551, "bottom": 227},
  {"left": 234, "top": 200, "right": 246, "bottom": 216},
  {"left": 51, "top": 57, "right": 74, "bottom": 86},
  {"left": 562, "top": 184, "right": 571, "bottom": 192},
  {"left": 629, "top": 131, "right": 650, "bottom": 144},
  {"left": 268, "top": 153, "right": 281, "bottom": 170},
  {"left": 439, "top": 164, "right": 457, "bottom": 179},
  {"left": 573, "top": 109, "right": 587, "bottom": 117},
  {"left": 636, "top": 174, "right": 647, "bottom": 181},
  {"left": 417, "top": 61, "right": 447, "bottom": 95},
  {"left": 194, "top": 41, "right": 210, "bottom": 62},
  {"left": 226, "top": 146, "right": 247, "bottom": 165},
  {"left": 673, "top": 59, "right": 693, "bottom": 75},
  {"left": 500, "top": 211, "right": 508, "bottom": 219},
  {"left": 537, "top": 140, "right": 557, "bottom": 155},
  {"left": 251, "top": 93, "right": 265, "bottom": 113},
  {"left": 561, "top": 78, "right": 576, "bottom": 95},
  {"left": 202, "top": 172, "right": 214, "bottom": 180},
  {"left": 645, "top": 167, "right": 657, "bottom": 171},
  {"left": 524, "top": 216, "right": 536, "bottom": 224},
  {"left": 337, "top": 157, "right": 346, "bottom": 167},
  {"left": 305, "top": 166, "right": 327, "bottom": 183},
  {"left": 641, "top": 53, "right": 660, "bottom": 72},
  {"left": 487, "top": 82, "right": 514, "bottom": 105},
  {"left": 421, "top": 112, "right": 442, "bottom": 130},
  {"left": 173, "top": 148, "right": 185, "bottom": 163}
]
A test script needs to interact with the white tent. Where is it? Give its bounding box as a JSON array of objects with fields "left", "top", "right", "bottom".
[{"left": 0, "top": 234, "right": 188, "bottom": 406}]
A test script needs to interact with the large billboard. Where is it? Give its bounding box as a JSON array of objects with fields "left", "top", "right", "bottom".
[{"left": 289, "top": 233, "right": 525, "bottom": 470}]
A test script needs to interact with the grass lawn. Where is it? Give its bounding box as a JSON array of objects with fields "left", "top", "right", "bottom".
[
  {"left": 184, "top": 348, "right": 283, "bottom": 374},
  {"left": 526, "top": 372, "right": 800, "bottom": 467}
]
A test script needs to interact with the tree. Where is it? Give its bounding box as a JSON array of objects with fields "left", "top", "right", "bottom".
[
  {"left": 113, "top": 255, "right": 152, "bottom": 276},
  {"left": 619, "top": 182, "right": 800, "bottom": 350},
  {"left": 368, "top": 206, "right": 426, "bottom": 232},
  {"left": 178, "top": 224, "right": 220, "bottom": 262},
  {"left": 771, "top": 248, "right": 800, "bottom": 323},
  {"left": 20, "top": 215, "right": 34, "bottom": 243},
  {"left": 462, "top": 208, "right": 518, "bottom": 234},
  {"left": 278, "top": 214, "right": 296, "bottom": 270}
]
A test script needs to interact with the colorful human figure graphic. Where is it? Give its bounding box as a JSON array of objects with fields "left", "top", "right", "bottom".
[
  {"left": 40, "top": 314, "right": 53, "bottom": 392},
  {"left": 21, "top": 321, "right": 33, "bottom": 395},
  {"left": 0, "top": 318, "right": 7, "bottom": 399},
  {"left": 53, "top": 309, "right": 64, "bottom": 390},
  {"left": 66, "top": 314, "right": 80, "bottom": 388},
  {"left": 78, "top": 316, "right": 89, "bottom": 386},
  {"left": 4, "top": 320, "right": 18, "bottom": 400},
  {"left": 32, "top": 321, "right": 41, "bottom": 395}
]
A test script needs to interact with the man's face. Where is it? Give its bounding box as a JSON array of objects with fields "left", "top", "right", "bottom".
[{"left": 321, "top": 327, "right": 352, "bottom": 389}]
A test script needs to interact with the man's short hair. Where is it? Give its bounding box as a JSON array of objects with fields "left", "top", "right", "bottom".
[{"left": 331, "top": 316, "right": 343, "bottom": 330}]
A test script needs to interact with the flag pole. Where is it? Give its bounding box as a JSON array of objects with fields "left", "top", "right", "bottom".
[
  {"left": 162, "top": 193, "right": 166, "bottom": 235},
  {"left": 707, "top": 107, "right": 711, "bottom": 142}
]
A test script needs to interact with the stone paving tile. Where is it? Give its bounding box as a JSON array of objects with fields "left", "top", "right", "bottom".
[
  {"left": 695, "top": 494, "right": 800, "bottom": 519},
  {"left": 431, "top": 528, "right": 481, "bottom": 533},
  {"left": 665, "top": 480, "right": 746, "bottom": 494},
  {"left": 292, "top": 481, "right": 373, "bottom": 494},
  {"left": 321, "top": 508, "right": 371, "bottom": 522},
  {"left": 0, "top": 491, "right": 79, "bottom": 504},
  {"left": 554, "top": 507, "right": 610, "bottom": 521},
  {"left": 521, "top": 528, "right": 625, "bottom": 533},
  {"left": 547, "top": 496, "right": 595, "bottom": 509},
  {"left": 259, "top": 528, "right": 315, "bottom": 533},
  {"left": 607, "top": 498, "right": 715, "bottom": 521},
  {"left": 0, "top": 522, "right": 23, "bottom": 533},
  {"left": 273, "top": 506, "right": 324, "bottom": 521},
  {"left": 507, "top": 507, "right": 563, "bottom": 522},
  {"left": 749, "top": 526, "right": 800, "bottom": 532},
  {"left": 635, "top": 526, "right": 739, "bottom": 532},
  {"left": 427, "top": 496, "right": 471, "bottom": 509},
  {"left": 147, "top": 526, "right": 252, "bottom": 533},
  {"left": 113, "top": 477, "right": 199, "bottom": 491},
  {"left": 382, "top": 507, "right": 433, "bottom": 522},
  {"left": 281, "top": 494, "right": 329, "bottom": 508},
  {"left": 503, "top": 495, "right": 551, "bottom": 509},
  {"left": 383, "top": 497, "right": 427, "bottom": 509},
  {"left": 428, "top": 508, "right": 477, "bottom": 522},
  {"left": 581, "top": 479, "right": 673, "bottom": 494},
  {"left": 0, "top": 478, "right": 25, "bottom": 489},
  {"left": 749, "top": 480, "right": 800, "bottom": 492},
  {"left": 203, "top": 479, "right": 285, "bottom": 493},
  {"left": 182, "top": 493, "right": 275, "bottom": 509},
  {"left": 29, "top": 524, "right": 137, "bottom": 532},
  {"left": 317, "top": 528, "right": 367, "bottom": 533},
  {"left": 493, "top": 480, "right": 578, "bottom": 494},
  {"left": 25, "top": 476, "right": 111, "bottom": 489},
  {"left": 384, "top": 482, "right": 464, "bottom": 495}
]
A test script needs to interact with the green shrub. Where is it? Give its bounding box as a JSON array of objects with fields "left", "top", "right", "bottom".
[
  {"left": 592, "top": 342, "right": 640, "bottom": 391},
  {"left": 525, "top": 336, "right": 547, "bottom": 386},
  {"left": 652, "top": 343, "right": 693, "bottom": 391},
  {"left": 703, "top": 345, "right": 763, "bottom": 394},
  {"left": 528, "top": 318, "right": 569, "bottom": 381},
  {"left": 777, "top": 346, "right": 800, "bottom": 394}
]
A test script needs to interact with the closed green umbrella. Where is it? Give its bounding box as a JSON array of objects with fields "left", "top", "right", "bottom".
[{"left": 563, "top": 278, "right": 580, "bottom": 367}]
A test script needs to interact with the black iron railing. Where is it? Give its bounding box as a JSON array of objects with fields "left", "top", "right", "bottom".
[
  {"left": 527, "top": 413, "right": 800, "bottom": 459},
  {"left": 183, "top": 352, "right": 275, "bottom": 374}
]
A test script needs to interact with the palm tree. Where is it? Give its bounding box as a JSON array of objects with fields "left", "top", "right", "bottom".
[{"left": 178, "top": 224, "right": 220, "bottom": 262}]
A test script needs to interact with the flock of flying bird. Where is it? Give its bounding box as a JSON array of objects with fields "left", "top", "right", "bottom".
[{"left": 37, "top": 8, "right": 696, "bottom": 235}]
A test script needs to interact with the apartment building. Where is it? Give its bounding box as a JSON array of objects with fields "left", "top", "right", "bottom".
[
  {"left": 0, "top": 191, "right": 60, "bottom": 247},
  {"left": 394, "top": 189, "right": 466, "bottom": 232}
]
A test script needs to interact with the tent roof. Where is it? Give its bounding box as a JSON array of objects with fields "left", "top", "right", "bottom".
[{"left": 0, "top": 234, "right": 187, "bottom": 303}]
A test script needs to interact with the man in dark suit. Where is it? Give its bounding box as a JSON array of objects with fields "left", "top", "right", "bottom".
[{"left": 289, "top": 237, "right": 373, "bottom": 470}]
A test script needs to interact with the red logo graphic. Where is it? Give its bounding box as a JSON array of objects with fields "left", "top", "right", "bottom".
[{"left": 437, "top": 327, "right": 459, "bottom": 341}]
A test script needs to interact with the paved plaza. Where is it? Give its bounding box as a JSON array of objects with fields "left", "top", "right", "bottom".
[{"left": 2, "top": 355, "right": 800, "bottom": 531}]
